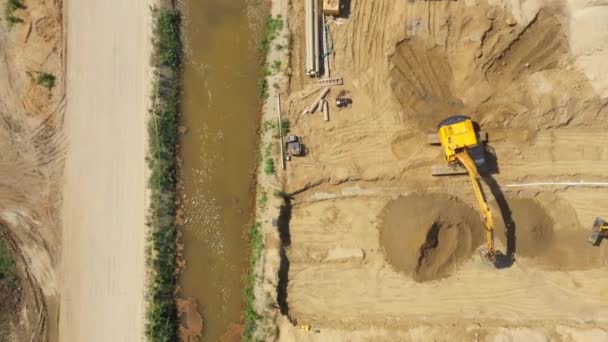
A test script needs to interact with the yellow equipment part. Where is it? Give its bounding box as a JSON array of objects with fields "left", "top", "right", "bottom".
[
  {"left": 456, "top": 152, "right": 495, "bottom": 259},
  {"left": 439, "top": 118, "right": 479, "bottom": 164}
]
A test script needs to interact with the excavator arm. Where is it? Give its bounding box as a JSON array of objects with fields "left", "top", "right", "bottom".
[{"left": 455, "top": 151, "right": 495, "bottom": 260}]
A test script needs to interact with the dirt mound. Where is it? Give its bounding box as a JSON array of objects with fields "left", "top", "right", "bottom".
[
  {"left": 389, "top": 6, "right": 608, "bottom": 131},
  {"left": 378, "top": 194, "right": 484, "bottom": 282},
  {"left": 494, "top": 198, "right": 604, "bottom": 270},
  {"left": 494, "top": 198, "right": 555, "bottom": 258}
]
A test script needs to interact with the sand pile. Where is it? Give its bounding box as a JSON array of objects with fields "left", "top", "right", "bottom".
[
  {"left": 378, "top": 194, "right": 484, "bottom": 282},
  {"left": 494, "top": 198, "right": 605, "bottom": 270}
]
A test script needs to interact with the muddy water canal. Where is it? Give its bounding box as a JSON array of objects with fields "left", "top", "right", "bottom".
[{"left": 179, "top": 0, "right": 265, "bottom": 340}]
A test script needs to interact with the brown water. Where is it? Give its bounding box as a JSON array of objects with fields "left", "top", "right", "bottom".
[{"left": 180, "top": 1, "right": 264, "bottom": 340}]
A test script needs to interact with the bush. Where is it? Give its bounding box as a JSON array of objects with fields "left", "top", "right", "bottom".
[
  {"left": 257, "top": 188, "right": 267, "bottom": 212},
  {"left": 153, "top": 8, "right": 182, "bottom": 69},
  {"left": 258, "top": 78, "right": 268, "bottom": 99},
  {"left": 243, "top": 223, "right": 263, "bottom": 341},
  {"left": 271, "top": 60, "right": 281, "bottom": 74},
  {"left": 263, "top": 157, "right": 275, "bottom": 175},
  {"left": 4, "top": 0, "right": 24, "bottom": 27},
  {"left": 37, "top": 73, "right": 56, "bottom": 89},
  {"left": 258, "top": 15, "right": 283, "bottom": 57}
]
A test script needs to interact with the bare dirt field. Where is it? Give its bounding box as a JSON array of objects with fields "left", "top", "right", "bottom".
[
  {"left": 0, "top": 0, "right": 64, "bottom": 340},
  {"left": 60, "top": 0, "right": 152, "bottom": 341},
  {"left": 263, "top": 0, "right": 608, "bottom": 340}
]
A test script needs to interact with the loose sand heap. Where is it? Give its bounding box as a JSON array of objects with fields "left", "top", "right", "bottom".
[
  {"left": 379, "top": 194, "right": 484, "bottom": 282},
  {"left": 493, "top": 197, "right": 605, "bottom": 270}
]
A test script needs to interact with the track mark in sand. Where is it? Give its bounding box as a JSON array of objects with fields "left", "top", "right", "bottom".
[
  {"left": 389, "top": 37, "right": 463, "bottom": 129},
  {"left": 483, "top": 10, "right": 566, "bottom": 82}
]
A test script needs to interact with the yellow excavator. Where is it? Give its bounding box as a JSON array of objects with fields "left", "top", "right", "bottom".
[{"left": 428, "top": 115, "right": 495, "bottom": 262}]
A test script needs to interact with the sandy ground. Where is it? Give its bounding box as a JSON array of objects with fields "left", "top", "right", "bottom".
[
  {"left": 254, "top": 0, "right": 608, "bottom": 340},
  {"left": 0, "top": 0, "right": 64, "bottom": 340},
  {"left": 60, "top": 0, "right": 152, "bottom": 340}
]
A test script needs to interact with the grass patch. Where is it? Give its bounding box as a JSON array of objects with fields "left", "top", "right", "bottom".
[
  {"left": 257, "top": 15, "right": 283, "bottom": 99},
  {"left": 263, "top": 157, "right": 275, "bottom": 175},
  {"left": 263, "top": 142, "right": 272, "bottom": 159},
  {"left": 258, "top": 78, "right": 268, "bottom": 99},
  {"left": 271, "top": 60, "right": 281, "bottom": 74},
  {"left": 145, "top": 7, "right": 182, "bottom": 342},
  {"left": 0, "top": 238, "right": 16, "bottom": 285},
  {"left": 257, "top": 188, "right": 267, "bottom": 212},
  {"left": 243, "top": 222, "right": 263, "bottom": 341},
  {"left": 273, "top": 118, "right": 290, "bottom": 139},
  {"left": 0, "top": 236, "right": 18, "bottom": 340},
  {"left": 4, "top": 0, "right": 24, "bottom": 27},
  {"left": 37, "top": 73, "right": 56, "bottom": 90},
  {"left": 262, "top": 120, "right": 276, "bottom": 134},
  {"left": 258, "top": 15, "right": 283, "bottom": 56},
  {"left": 153, "top": 8, "right": 182, "bottom": 69}
]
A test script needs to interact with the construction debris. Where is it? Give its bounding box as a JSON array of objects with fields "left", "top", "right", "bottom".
[
  {"left": 316, "top": 77, "right": 343, "bottom": 86},
  {"left": 322, "top": 0, "right": 340, "bottom": 16},
  {"left": 301, "top": 87, "right": 330, "bottom": 115}
]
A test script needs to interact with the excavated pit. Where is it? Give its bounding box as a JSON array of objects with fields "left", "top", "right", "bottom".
[
  {"left": 379, "top": 194, "right": 485, "bottom": 282},
  {"left": 389, "top": 7, "right": 608, "bottom": 131}
]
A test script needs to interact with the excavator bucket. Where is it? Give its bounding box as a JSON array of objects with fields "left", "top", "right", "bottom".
[{"left": 587, "top": 217, "right": 607, "bottom": 246}]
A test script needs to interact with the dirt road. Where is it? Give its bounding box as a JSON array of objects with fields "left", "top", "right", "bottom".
[{"left": 60, "top": 0, "right": 152, "bottom": 340}]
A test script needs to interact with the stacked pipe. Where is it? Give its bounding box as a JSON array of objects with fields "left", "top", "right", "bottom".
[
  {"left": 305, "top": 0, "right": 313, "bottom": 75},
  {"left": 305, "top": 0, "right": 320, "bottom": 76}
]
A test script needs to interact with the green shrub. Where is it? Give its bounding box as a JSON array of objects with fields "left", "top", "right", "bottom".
[
  {"left": 258, "top": 15, "right": 283, "bottom": 57},
  {"left": 243, "top": 223, "right": 263, "bottom": 341},
  {"left": 274, "top": 118, "right": 290, "bottom": 138},
  {"left": 153, "top": 8, "right": 182, "bottom": 69},
  {"left": 257, "top": 188, "right": 267, "bottom": 211},
  {"left": 258, "top": 78, "right": 268, "bottom": 99},
  {"left": 4, "top": 0, "right": 24, "bottom": 27},
  {"left": 271, "top": 60, "right": 281, "bottom": 74},
  {"left": 37, "top": 73, "right": 56, "bottom": 90},
  {"left": 262, "top": 120, "right": 275, "bottom": 133},
  {"left": 263, "top": 157, "right": 275, "bottom": 175}
]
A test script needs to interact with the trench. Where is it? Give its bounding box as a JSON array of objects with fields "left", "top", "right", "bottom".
[{"left": 179, "top": 1, "right": 265, "bottom": 340}]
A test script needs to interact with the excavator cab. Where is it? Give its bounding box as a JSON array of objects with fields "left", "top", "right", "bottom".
[
  {"left": 429, "top": 115, "right": 489, "bottom": 176},
  {"left": 437, "top": 115, "right": 486, "bottom": 167}
]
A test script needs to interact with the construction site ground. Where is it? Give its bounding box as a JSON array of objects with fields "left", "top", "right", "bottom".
[
  {"left": 270, "top": 0, "right": 608, "bottom": 340},
  {"left": 0, "top": 0, "right": 64, "bottom": 340}
]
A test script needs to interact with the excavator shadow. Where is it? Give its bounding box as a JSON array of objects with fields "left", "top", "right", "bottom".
[{"left": 482, "top": 146, "right": 516, "bottom": 269}]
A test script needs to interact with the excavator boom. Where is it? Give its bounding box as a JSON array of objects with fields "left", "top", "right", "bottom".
[{"left": 455, "top": 152, "right": 495, "bottom": 259}]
